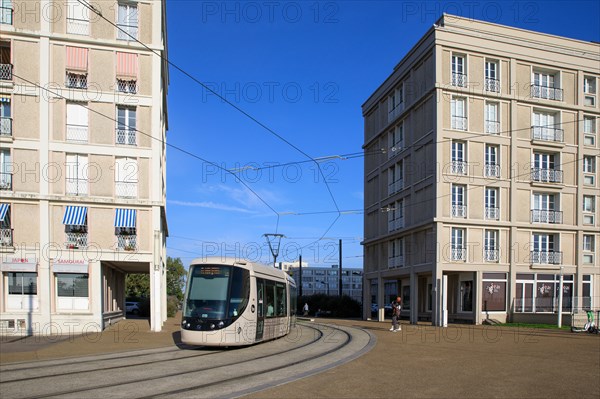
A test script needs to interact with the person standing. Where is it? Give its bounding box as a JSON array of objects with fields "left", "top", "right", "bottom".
[
  {"left": 303, "top": 303, "right": 309, "bottom": 316},
  {"left": 390, "top": 296, "right": 402, "bottom": 332}
]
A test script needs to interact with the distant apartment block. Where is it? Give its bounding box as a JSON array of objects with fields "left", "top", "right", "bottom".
[
  {"left": 362, "top": 14, "right": 599, "bottom": 325},
  {"left": 288, "top": 265, "right": 363, "bottom": 304}
]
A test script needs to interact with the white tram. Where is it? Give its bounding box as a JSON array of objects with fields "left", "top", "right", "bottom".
[{"left": 181, "top": 257, "right": 297, "bottom": 346}]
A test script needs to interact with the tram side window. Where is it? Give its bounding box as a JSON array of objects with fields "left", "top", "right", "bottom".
[
  {"left": 229, "top": 268, "right": 250, "bottom": 318},
  {"left": 266, "top": 280, "right": 275, "bottom": 317},
  {"left": 276, "top": 283, "right": 286, "bottom": 316},
  {"left": 257, "top": 279, "right": 264, "bottom": 318}
]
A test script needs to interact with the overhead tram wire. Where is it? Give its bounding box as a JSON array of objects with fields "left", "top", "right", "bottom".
[{"left": 77, "top": 0, "right": 342, "bottom": 233}]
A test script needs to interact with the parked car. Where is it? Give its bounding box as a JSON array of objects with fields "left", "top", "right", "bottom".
[{"left": 126, "top": 301, "right": 140, "bottom": 315}]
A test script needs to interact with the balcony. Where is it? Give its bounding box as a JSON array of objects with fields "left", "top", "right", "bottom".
[
  {"left": 116, "top": 79, "right": 138, "bottom": 94},
  {"left": 530, "top": 250, "right": 562, "bottom": 265},
  {"left": 388, "top": 103, "right": 404, "bottom": 123},
  {"left": 387, "top": 180, "right": 403, "bottom": 196},
  {"left": 485, "top": 207, "right": 499, "bottom": 220},
  {"left": 451, "top": 72, "right": 467, "bottom": 88},
  {"left": 66, "top": 178, "right": 88, "bottom": 196},
  {"left": 388, "top": 218, "right": 404, "bottom": 232},
  {"left": 451, "top": 160, "right": 467, "bottom": 175},
  {"left": 115, "top": 181, "right": 137, "bottom": 198},
  {"left": 531, "top": 85, "right": 563, "bottom": 101},
  {"left": 0, "top": 228, "right": 13, "bottom": 247},
  {"left": 451, "top": 116, "right": 467, "bottom": 131},
  {"left": 1, "top": 5, "right": 13, "bottom": 25},
  {"left": 387, "top": 143, "right": 403, "bottom": 159},
  {"left": 0, "top": 172, "right": 11, "bottom": 190},
  {"left": 451, "top": 247, "right": 466, "bottom": 261},
  {"left": 117, "top": 234, "right": 137, "bottom": 251},
  {"left": 484, "top": 249, "right": 499, "bottom": 262},
  {"left": 116, "top": 128, "right": 136, "bottom": 145},
  {"left": 531, "top": 126, "right": 564, "bottom": 143},
  {"left": 485, "top": 120, "right": 500, "bottom": 134},
  {"left": 66, "top": 124, "right": 88, "bottom": 142},
  {"left": 0, "top": 116, "right": 12, "bottom": 136},
  {"left": 65, "top": 72, "right": 87, "bottom": 89},
  {"left": 388, "top": 255, "right": 404, "bottom": 268},
  {"left": 531, "top": 209, "right": 563, "bottom": 224},
  {"left": 0, "top": 63, "right": 12, "bottom": 80},
  {"left": 66, "top": 232, "right": 88, "bottom": 249},
  {"left": 117, "top": 24, "right": 138, "bottom": 40},
  {"left": 452, "top": 204, "right": 466, "bottom": 218},
  {"left": 531, "top": 167, "right": 563, "bottom": 183},
  {"left": 66, "top": 18, "right": 89, "bottom": 35},
  {"left": 484, "top": 163, "right": 500, "bottom": 178},
  {"left": 485, "top": 78, "right": 500, "bottom": 93}
]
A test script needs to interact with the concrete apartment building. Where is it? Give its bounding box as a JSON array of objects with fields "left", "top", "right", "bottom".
[
  {"left": 362, "top": 14, "right": 599, "bottom": 325},
  {"left": 287, "top": 265, "right": 363, "bottom": 304},
  {"left": 0, "top": 0, "right": 169, "bottom": 335}
]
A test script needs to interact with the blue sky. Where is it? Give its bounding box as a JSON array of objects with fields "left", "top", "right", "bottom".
[{"left": 164, "top": 0, "right": 600, "bottom": 268}]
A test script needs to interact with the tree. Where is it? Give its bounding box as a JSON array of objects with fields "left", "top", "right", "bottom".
[
  {"left": 126, "top": 274, "right": 150, "bottom": 299},
  {"left": 167, "top": 257, "right": 186, "bottom": 302}
]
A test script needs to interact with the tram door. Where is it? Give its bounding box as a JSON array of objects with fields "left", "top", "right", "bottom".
[{"left": 256, "top": 279, "right": 265, "bottom": 340}]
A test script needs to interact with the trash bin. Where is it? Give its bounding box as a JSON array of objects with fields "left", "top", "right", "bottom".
[{"left": 378, "top": 308, "right": 385, "bottom": 322}]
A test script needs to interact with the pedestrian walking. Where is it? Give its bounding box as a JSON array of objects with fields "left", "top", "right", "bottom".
[
  {"left": 303, "top": 303, "right": 309, "bottom": 316},
  {"left": 390, "top": 296, "right": 402, "bottom": 332}
]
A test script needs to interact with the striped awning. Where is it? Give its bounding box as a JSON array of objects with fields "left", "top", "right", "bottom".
[
  {"left": 116, "top": 52, "right": 138, "bottom": 78},
  {"left": 66, "top": 46, "right": 88, "bottom": 72},
  {"left": 62, "top": 206, "right": 88, "bottom": 226},
  {"left": 114, "top": 208, "right": 136, "bottom": 228},
  {"left": 0, "top": 203, "right": 9, "bottom": 222}
]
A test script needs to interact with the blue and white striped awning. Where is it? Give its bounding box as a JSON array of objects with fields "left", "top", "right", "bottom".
[
  {"left": 0, "top": 203, "right": 9, "bottom": 221},
  {"left": 62, "top": 206, "right": 88, "bottom": 226},
  {"left": 114, "top": 208, "right": 136, "bottom": 228}
]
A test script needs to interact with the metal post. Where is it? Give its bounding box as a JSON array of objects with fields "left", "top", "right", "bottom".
[
  {"left": 339, "top": 239, "right": 342, "bottom": 297},
  {"left": 298, "top": 255, "right": 303, "bottom": 297},
  {"left": 558, "top": 266, "right": 564, "bottom": 328}
]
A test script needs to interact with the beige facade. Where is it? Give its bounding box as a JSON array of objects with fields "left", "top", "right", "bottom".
[
  {"left": 0, "top": 0, "right": 169, "bottom": 335},
  {"left": 362, "top": 15, "right": 599, "bottom": 325}
]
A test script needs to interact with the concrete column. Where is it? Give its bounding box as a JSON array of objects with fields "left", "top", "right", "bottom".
[
  {"left": 410, "top": 270, "right": 418, "bottom": 324},
  {"left": 475, "top": 271, "right": 482, "bottom": 324}
]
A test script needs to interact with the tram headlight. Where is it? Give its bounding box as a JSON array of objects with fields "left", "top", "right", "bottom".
[
  {"left": 210, "top": 323, "right": 215, "bottom": 330},
  {"left": 218, "top": 321, "right": 224, "bottom": 328}
]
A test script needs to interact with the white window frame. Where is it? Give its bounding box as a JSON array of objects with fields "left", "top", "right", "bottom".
[
  {"left": 451, "top": 97, "right": 467, "bottom": 130},
  {"left": 583, "top": 235, "right": 595, "bottom": 252},
  {"left": 55, "top": 272, "right": 90, "bottom": 311},
  {"left": 583, "top": 195, "right": 595, "bottom": 213},
  {"left": 451, "top": 228, "right": 466, "bottom": 261},
  {"left": 484, "top": 187, "right": 499, "bottom": 220},
  {"left": 451, "top": 54, "right": 466, "bottom": 87},
  {"left": 65, "top": 153, "right": 88, "bottom": 196},
  {"left": 583, "top": 156, "right": 596, "bottom": 174},
  {"left": 484, "top": 60, "right": 500, "bottom": 92},
  {"left": 485, "top": 101, "right": 499, "bottom": 134},
  {"left": 485, "top": 144, "right": 500, "bottom": 177},
  {"left": 115, "top": 157, "right": 139, "bottom": 198},
  {"left": 484, "top": 229, "right": 499, "bottom": 262},
  {"left": 117, "top": 2, "right": 139, "bottom": 40},
  {"left": 451, "top": 184, "right": 466, "bottom": 218}
]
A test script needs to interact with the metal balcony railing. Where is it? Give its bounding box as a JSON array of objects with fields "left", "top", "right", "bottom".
[
  {"left": 388, "top": 218, "right": 404, "bottom": 232},
  {"left": 116, "top": 79, "right": 138, "bottom": 94},
  {"left": 485, "top": 163, "right": 500, "bottom": 178},
  {"left": 387, "top": 180, "right": 403, "bottom": 196},
  {"left": 485, "top": 120, "right": 500, "bottom": 134},
  {"left": 530, "top": 250, "right": 562, "bottom": 265},
  {"left": 451, "top": 160, "right": 467, "bottom": 175},
  {"left": 531, "top": 126, "right": 564, "bottom": 142},
  {"left": 66, "top": 232, "right": 88, "bottom": 248},
  {"left": 531, "top": 209, "right": 563, "bottom": 224},
  {"left": 531, "top": 167, "right": 563, "bottom": 183},
  {"left": 484, "top": 249, "right": 499, "bottom": 262},
  {"left": 452, "top": 204, "right": 466, "bottom": 218},
  {"left": 0, "top": 172, "right": 11, "bottom": 190},
  {"left": 0, "top": 63, "right": 12, "bottom": 80},
  {"left": 0, "top": 116, "right": 12, "bottom": 136},
  {"left": 116, "top": 128, "right": 136, "bottom": 145},
  {"left": 531, "top": 85, "right": 563, "bottom": 101},
  {"left": 485, "top": 78, "right": 500, "bottom": 93},
  {"left": 117, "top": 234, "right": 137, "bottom": 251},
  {"left": 451, "top": 247, "right": 466, "bottom": 261},
  {"left": 65, "top": 72, "right": 87, "bottom": 89},
  {"left": 1, "top": 6, "right": 13, "bottom": 25},
  {"left": 66, "top": 124, "right": 88, "bottom": 142},
  {"left": 388, "top": 143, "right": 403, "bottom": 159},
  {"left": 451, "top": 72, "right": 467, "bottom": 87},
  {"left": 66, "top": 18, "right": 89, "bottom": 35},
  {"left": 388, "top": 255, "right": 404, "bottom": 268},
  {"left": 115, "top": 181, "right": 137, "bottom": 198},
  {"left": 66, "top": 178, "right": 88, "bottom": 196},
  {"left": 485, "top": 207, "right": 499, "bottom": 220},
  {"left": 117, "top": 24, "right": 138, "bottom": 40},
  {"left": 451, "top": 116, "right": 467, "bottom": 131},
  {"left": 0, "top": 228, "right": 13, "bottom": 247}
]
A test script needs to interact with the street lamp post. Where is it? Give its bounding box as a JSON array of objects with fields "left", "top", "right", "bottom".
[{"left": 319, "top": 280, "right": 330, "bottom": 296}]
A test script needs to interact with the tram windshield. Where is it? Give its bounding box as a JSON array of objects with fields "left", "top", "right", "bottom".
[{"left": 184, "top": 265, "right": 250, "bottom": 320}]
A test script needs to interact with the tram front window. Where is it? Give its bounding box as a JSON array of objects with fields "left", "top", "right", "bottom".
[{"left": 185, "top": 265, "right": 249, "bottom": 322}]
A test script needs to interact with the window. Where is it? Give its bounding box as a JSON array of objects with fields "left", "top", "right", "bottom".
[
  {"left": 8, "top": 272, "right": 37, "bottom": 295},
  {"left": 485, "top": 102, "right": 499, "bottom": 134},
  {"left": 388, "top": 161, "right": 403, "bottom": 195},
  {"left": 56, "top": 273, "right": 89, "bottom": 311},
  {"left": 115, "top": 208, "right": 137, "bottom": 251},
  {"left": 115, "top": 157, "right": 138, "bottom": 198},
  {"left": 1, "top": 0, "right": 13, "bottom": 25},
  {"left": 451, "top": 140, "right": 467, "bottom": 174},
  {"left": 116, "top": 52, "right": 138, "bottom": 94},
  {"left": 0, "top": 98, "right": 11, "bottom": 136},
  {"left": 583, "top": 195, "right": 595, "bottom": 213},
  {"left": 451, "top": 54, "right": 466, "bottom": 87},
  {"left": 387, "top": 199, "right": 404, "bottom": 231},
  {"left": 66, "top": 102, "right": 88, "bottom": 142},
  {"left": 117, "top": 2, "right": 139, "bottom": 40},
  {"left": 482, "top": 273, "right": 507, "bottom": 312},
  {"left": 531, "top": 192, "right": 561, "bottom": 223},
  {"left": 65, "top": 46, "right": 88, "bottom": 89},
  {"left": 531, "top": 234, "right": 561, "bottom": 264},
  {"left": 0, "top": 203, "right": 11, "bottom": 246},
  {"left": 584, "top": 76, "right": 596, "bottom": 106},
  {"left": 388, "top": 238, "right": 404, "bottom": 268},
  {"left": 63, "top": 206, "right": 88, "bottom": 248},
  {"left": 66, "top": 154, "right": 88, "bottom": 196},
  {"left": 484, "top": 145, "right": 500, "bottom": 177},
  {"left": 388, "top": 123, "right": 403, "bottom": 158},
  {"left": 484, "top": 230, "right": 499, "bottom": 262},
  {"left": 0, "top": 148, "right": 11, "bottom": 190},
  {"left": 67, "top": 0, "right": 89, "bottom": 35},
  {"left": 388, "top": 84, "right": 404, "bottom": 122},
  {"left": 532, "top": 152, "right": 562, "bottom": 183},
  {"left": 485, "top": 60, "right": 500, "bottom": 92},
  {"left": 584, "top": 156, "right": 596, "bottom": 186},
  {"left": 451, "top": 184, "right": 466, "bottom": 218},
  {"left": 532, "top": 111, "right": 562, "bottom": 142},
  {"left": 583, "top": 116, "right": 596, "bottom": 146},
  {"left": 485, "top": 187, "right": 499, "bottom": 220},
  {"left": 532, "top": 70, "right": 562, "bottom": 101},
  {"left": 451, "top": 228, "right": 465, "bottom": 261},
  {"left": 0, "top": 42, "right": 11, "bottom": 80},
  {"left": 583, "top": 235, "right": 595, "bottom": 252},
  {"left": 451, "top": 97, "right": 467, "bottom": 130},
  {"left": 582, "top": 275, "right": 593, "bottom": 307},
  {"left": 116, "top": 106, "right": 136, "bottom": 145},
  {"left": 516, "top": 273, "right": 572, "bottom": 313}
]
